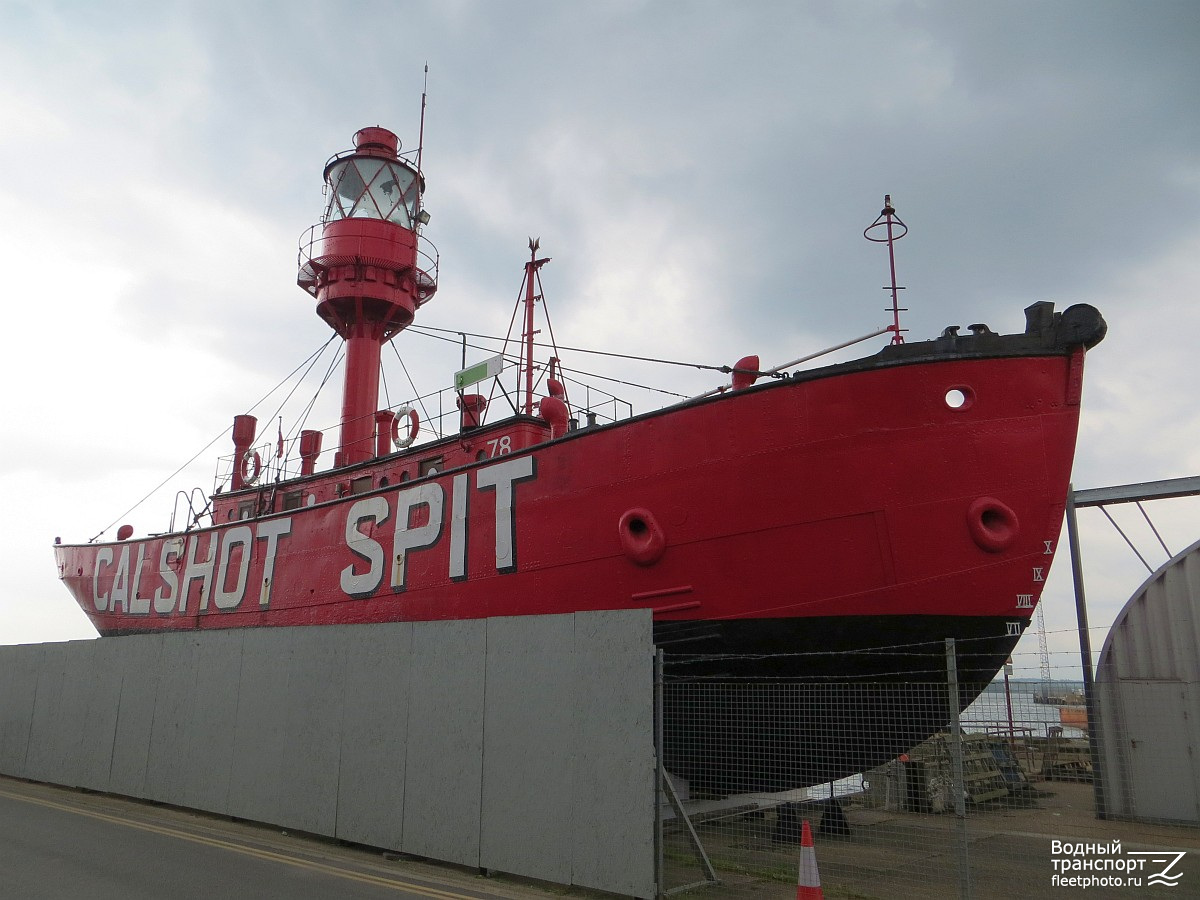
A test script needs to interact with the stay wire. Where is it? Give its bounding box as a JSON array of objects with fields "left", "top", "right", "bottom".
[
  {"left": 408, "top": 323, "right": 739, "bottom": 374},
  {"left": 487, "top": 277, "right": 527, "bottom": 412},
  {"left": 390, "top": 341, "right": 439, "bottom": 438},
  {"left": 89, "top": 431, "right": 231, "bottom": 542},
  {"left": 245, "top": 336, "right": 338, "bottom": 420},
  {"left": 294, "top": 344, "right": 346, "bottom": 441},
  {"left": 408, "top": 325, "right": 688, "bottom": 399},
  {"left": 267, "top": 336, "right": 339, "bottom": 466},
  {"left": 526, "top": 267, "right": 552, "bottom": 401},
  {"left": 88, "top": 337, "right": 340, "bottom": 542}
]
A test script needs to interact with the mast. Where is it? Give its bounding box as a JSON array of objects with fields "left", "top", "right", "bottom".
[
  {"left": 863, "top": 195, "right": 909, "bottom": 345},
  {"left": 522, "top": 238, "right": 551, "bottom": 415}
]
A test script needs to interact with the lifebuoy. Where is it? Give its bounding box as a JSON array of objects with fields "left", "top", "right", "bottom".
[
  {"left": 241, "top": 449, "right": 262, "bottom": 486},
  {"left": 392, "top": 405, "right": 420, "bottom": 449}
]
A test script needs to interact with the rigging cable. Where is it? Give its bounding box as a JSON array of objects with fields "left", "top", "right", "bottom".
[
  {"left": 264, "top": 336, "right": 339, "bottom": 469},
  {"left": 407, "top": 325, "right": 688, "bottom": 399},
  {"left": 390, "top": 341, "right": 441, "bottom": 439},
  {"left": 90, "top": 429, "right": 231, "bottom": 543},
  {"left": 291, "top": 344, "right": 346, "bottom": 446},
  {"left": 534, "top": 265, "right": 570, "bottom": 412},
  {"left": 88, "top": 336, "right": 341, "bottom": 542},
  {"left": 248, "top": 336, "right": 339, "bottom": 420},
  {"left": 485, "top": 274, "right": 533, "bottom": 413},
  {"left": 409, "top": 323, "right": 742, "bottom": 375}
]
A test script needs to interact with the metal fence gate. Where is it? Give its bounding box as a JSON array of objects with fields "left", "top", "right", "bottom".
[{"left": 653, "top": 641, "right": 1200, "bottom": 899}]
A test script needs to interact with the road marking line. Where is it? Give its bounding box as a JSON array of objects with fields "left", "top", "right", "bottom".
[{"left": 0, "top": 788, "right": 481, "bottom": 899}]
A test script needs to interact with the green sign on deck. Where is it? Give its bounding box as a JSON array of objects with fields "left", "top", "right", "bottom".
[{"left": 454, "top": 354, "right": 504, "bottom": 390}]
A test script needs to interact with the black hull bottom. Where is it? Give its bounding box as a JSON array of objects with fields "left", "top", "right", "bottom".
[{"left": 654, "top": 615, "right": 1021, "bottom": 793}]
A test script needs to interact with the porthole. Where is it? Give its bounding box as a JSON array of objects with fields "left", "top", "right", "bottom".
[{"left": 945, "top": 386, "right": 975, "bottom": 410}]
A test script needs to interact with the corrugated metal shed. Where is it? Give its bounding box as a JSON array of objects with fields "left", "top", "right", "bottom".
[{"left": 1095, "top": 537, "right": 1200, "bottom": 822}]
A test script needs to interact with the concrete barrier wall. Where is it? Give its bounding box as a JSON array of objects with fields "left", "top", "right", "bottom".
[{"left": 0, "top": 611, "right": 654, "bottom": 896}]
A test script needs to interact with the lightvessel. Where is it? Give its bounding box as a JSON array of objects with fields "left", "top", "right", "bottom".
[{"left": 54, "top": 126, "right": 1106, "bottom": 791}]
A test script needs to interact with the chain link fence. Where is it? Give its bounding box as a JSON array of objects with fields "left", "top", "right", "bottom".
[{"left": 654, "top": 643, "right": 1200, "bottom": 898}]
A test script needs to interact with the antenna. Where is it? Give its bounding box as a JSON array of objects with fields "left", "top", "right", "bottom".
[
  {"left": 415, "top": 63, "right": 429, "bottom": 186},
  {"left": 863, "top": 195, "right": 909, "bottom": 345}
]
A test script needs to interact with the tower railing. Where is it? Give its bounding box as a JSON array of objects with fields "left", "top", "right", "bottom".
[{"left": 295, "top": 225, "right": 439, "bottom": 299}]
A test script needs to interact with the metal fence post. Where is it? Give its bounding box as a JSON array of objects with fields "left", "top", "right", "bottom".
[
  {"left": 652, "top": 651, "right": 717, "bottom": 896},
  {"left": 654, "top": 648, "right": 664, "bottom": 899},
  {"left": 946, "top": 638, "right": 971, "bottom": 900},
  {"left": 1065, "top": 484, "right": 1107, "bottom": 819}
]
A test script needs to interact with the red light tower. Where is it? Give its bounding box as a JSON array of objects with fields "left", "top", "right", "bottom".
[{"left": 297, "top": 126, "right": 438, "bottom": 467}]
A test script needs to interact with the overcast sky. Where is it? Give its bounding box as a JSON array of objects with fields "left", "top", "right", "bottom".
[{"left": 1, "top": 0, "right": 1197, "bottom": 677}]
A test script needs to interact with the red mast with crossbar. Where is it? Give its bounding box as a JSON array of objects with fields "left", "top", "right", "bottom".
[
  {"left": 863, "top": 194, "right": 909, "bottom": 345},
  {"left": 521, "top": 238, "right": 550, "bottom": 414}
]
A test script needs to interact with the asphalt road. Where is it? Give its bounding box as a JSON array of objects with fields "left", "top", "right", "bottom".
[{"left": 0, "top": 777, "right": 532, "bottom": 900}]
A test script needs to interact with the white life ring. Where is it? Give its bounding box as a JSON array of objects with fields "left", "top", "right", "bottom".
[
  {"left": 241, "top": 449, "right": 262, "bottom": 486},
  {"left": 392, "top": 406, "right": 420, "bottom": 449}
]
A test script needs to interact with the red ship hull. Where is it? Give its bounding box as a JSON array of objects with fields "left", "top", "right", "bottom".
[
  {"left": 55, "top": 303, "right": 1103, "bottom": 789},
  {"left": 60, "top": 352, "right": 1077, "bottom": 634}
]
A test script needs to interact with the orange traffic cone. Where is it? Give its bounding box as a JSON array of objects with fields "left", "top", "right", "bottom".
[{"left": 796, "top": 819, "right": 823, "bottom": 899}]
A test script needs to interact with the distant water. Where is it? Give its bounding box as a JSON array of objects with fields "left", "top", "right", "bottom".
[{"left": 961, "top": 679, "right": 1087, "bottom": 739}]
